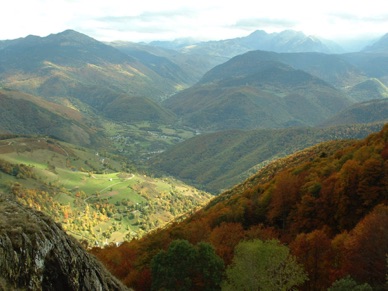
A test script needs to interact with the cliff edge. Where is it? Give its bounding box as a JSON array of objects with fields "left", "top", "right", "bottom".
[{"left": 0, "top": 195, "right": 128, "bottom": 290}]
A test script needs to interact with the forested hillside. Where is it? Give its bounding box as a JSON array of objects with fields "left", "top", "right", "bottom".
[
  {"left": 164, "top": 55, "right": 353, "bottom": 130},
  {"left": 92, "top": 124, "right": 388, "bottom": 290},
  {"left": 150, "top": 123, "right": 385, "bottom": 193}
]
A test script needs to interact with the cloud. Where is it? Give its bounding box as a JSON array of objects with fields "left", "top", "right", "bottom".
[{"left": 0, "top": 0, "right": 387, "bottom": 43}]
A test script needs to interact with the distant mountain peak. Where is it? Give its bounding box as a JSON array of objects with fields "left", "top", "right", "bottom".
[
  {"left": 363, "top": 33, "right": 388, "bottom": 53},
  {"left": 46, "top": 29, "right": 100, "bottom": 45}
]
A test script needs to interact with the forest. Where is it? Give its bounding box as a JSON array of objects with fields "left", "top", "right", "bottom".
[{"left": 91, "top": 124, "right": 388, "bottom": 290}]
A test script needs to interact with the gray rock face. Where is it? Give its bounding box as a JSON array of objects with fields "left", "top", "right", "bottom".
[{"left": 0, "top": 197, "right": 128, "bottom": 290}]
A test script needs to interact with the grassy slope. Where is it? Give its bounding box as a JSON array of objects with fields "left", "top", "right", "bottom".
[
  {"left": 0, "top": 137, "right": 211, "bottom": 245},
  {"left": 0, "top": 89, "right": 105, "bottom": 147}
]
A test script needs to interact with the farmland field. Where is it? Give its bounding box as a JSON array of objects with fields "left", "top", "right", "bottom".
[{"left": 0, "top": 137, "right": 212, "bottom": 245}]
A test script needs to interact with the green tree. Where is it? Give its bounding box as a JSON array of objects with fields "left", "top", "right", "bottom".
[
  {"left": 151, "top": 239, "right": 224, "bottom": 291},
  {"left": 195, "top": 242, "right": 225, "bottom": 291},
  {"left": 328, "top": 275, "right": 372, "bottom": 291},
  {"left": 222, "top": 239, "right": 307, "bottom": 291}
]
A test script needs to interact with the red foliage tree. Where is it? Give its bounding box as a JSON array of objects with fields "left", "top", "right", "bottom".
[
  {"left": 209, "top": 222, "right": 245, "bottom": 265},
  {"left": 291, "top": 229, "right": 333, "bottom": 290},
  {"left": 342, "top": 204, "right": 388, "bottom": 288}
]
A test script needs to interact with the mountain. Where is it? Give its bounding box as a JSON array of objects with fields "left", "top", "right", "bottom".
[
  {"left": 93, "top": 124, "right": 388, "bottom": 290},
  {"left": 109, "top": 41, "right": 205, "bottom": 86},
  {"left": 152, "top": 30, "right": 341, "bottom": 54},
  {"left": 0, "top": 196, "right": 127, "bottom": 290},
  {"left": 199, "top": 50, "right": 366, "bottom": 88},
  {"left": 346, "top": 78, "right": 388, "bottom": 102},
  {"left": 342, "top": 35, "right": 388, "bottom": 87},
  {"left": 164, "top": 52, "right": 353, "bottom": 130},
  {"left": 0, "top": 30, "right": 184, "bottom": 123},
  {"left": 159, "top": 29, "right": 342, "bottom": 58},
  {"left": 0, "top": 88, "right": 105, "bottom": 146},
  {"left": 240, "top": 30, "right": 341, "bottom": 53},
  {"left": 322, "top": 99, "right": 388, "bottom": 126},
  {"left": 101, "top": 93, "right": 176, "bottom": 123},
  {"left": 147, "top": 30, "right": 344, "bottom": 79},
  {"left": 150, "top": 123, "right": 385, "bottom": 193},
  {"left": 363, "top": 33, "right": 388, "bottom": 53}
]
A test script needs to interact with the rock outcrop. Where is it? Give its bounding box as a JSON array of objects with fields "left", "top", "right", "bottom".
[{"left": 0, "top": 195, "right": 128, "bottom": 290}]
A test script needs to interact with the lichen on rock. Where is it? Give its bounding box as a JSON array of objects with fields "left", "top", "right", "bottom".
[{"left": 0, "top": 195, "right": 128, "bottom": 290}]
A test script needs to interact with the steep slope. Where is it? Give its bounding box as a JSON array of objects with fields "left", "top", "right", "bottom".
[
  {"left": 164, "top": 54, "right": 353, "bottom": 130},
  {"left": 93, "top": 124, "right": 388, "bottom": 290},
  {"left": 0, "top": 88, "right": 105, "bottom": 146},
  {"left": 343, "top": 52, "right": 388, "bottom": 86},
  {"left": 0, "top": 30, "right": 181, "bottom": 123},
  {"left": 150, "top": 123, "right": 385, "bottom": 193},
  {"left": 346, "top": 78, "right": 388, "bottom": 102},
  {"left": 322, "top": 99, "right": 388, "bottom": 126},
  {"left": 109, "top": 41, "right": 203, "bottom": 86},
  {"left": 0, "top": 197, "right": 127, "bottom": 290},
  {"left": 102, "top": 94, "right": 176, "bottom": 123},
  {"left": 199, "top": 50, "right": 366, "bottom": 88},
  {"left": 362, "top": 33, "right": 388, "bottom": 53},
  {"left": 0, "top": 136, "right": 212, "bottom": 245},
  {"left": 343, "top": 34, "right": 388, "bottom": 86}
]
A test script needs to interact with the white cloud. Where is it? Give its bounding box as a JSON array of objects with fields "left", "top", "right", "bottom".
[{"left": 0, "top": 0, "right": 387, "bottom": 42}]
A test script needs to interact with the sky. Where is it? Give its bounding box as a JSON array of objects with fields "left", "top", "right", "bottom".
[{"left": 1, "top": 0, "right": 387, "bottom": 45}]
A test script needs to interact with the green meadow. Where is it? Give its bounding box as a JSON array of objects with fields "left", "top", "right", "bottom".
[{"left": 0, "top": 137, "right": 212, "bottom": 245}]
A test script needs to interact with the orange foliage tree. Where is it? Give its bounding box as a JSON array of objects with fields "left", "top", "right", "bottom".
[{"left": 291, "top": 229, "right": 333, "bottom": 290}]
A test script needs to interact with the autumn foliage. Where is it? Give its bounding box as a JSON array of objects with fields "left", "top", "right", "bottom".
[{"left": 91, "top": 124, "right": 388, "bottom": 290}]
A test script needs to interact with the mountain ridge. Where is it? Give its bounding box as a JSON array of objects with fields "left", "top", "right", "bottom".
[
  {"left": 150, "top": 123, "right": 386, "bottom": 193},
  {"left": 164, "top": 55, "right": 353, "bottom": 130}
]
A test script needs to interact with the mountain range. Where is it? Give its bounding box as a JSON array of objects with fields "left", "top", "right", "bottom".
[
  {"left": 1, "top": 29, "right": 387, "bottom": 186},
  {"left": 0, "top": 27, "right": 387, "bottom": 290},
  {"left": 0, "top": 30, "right": 184, "bottom": 125},
  {"left": 152, "top": 29, "right": 342, "bottom": 57},
  {"left": 164, "top": 53, "right": 354, "bottom": 130}
]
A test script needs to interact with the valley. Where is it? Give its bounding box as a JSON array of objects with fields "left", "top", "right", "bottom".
[
  {"left": 0, "top": 27, "right": 387, "bottom": 290},
  {"left": 0, "top": 137, "right": 211, "bottom": 246}
]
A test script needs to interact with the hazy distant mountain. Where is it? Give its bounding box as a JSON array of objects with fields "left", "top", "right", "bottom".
[
  {"left": 155, "top": 30, "right": 342, "bottom": 55},
  {"left": 347, "top": 78, "right": 388, "bottom": 102},
  {"left": 341, "top": 35, "right": 388, "bottom": 86},
  {"left": 321, "top": 98, "right": 388, "bottom": 126},
  {"left": 109, "top": 41, "right": 202, "bottom": 86},
  {"left": 199, "top": 50, "right": 366, "bottom": 88},
  {"left": 149, "top": 38, "right": 198, "bottom": 50},
  {"left": 164, "top": 52, "right": 353, "bottom": 131},
  {"left": 146, "top": 30, "right": 344, "bottom": 77},
  {"left": 363, "top": 33, "right": 388, "bottom": 53}
]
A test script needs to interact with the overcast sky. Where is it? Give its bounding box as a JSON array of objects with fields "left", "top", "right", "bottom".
[{"left": 1, "top": 0, "right": 387, "bottom": 44}]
